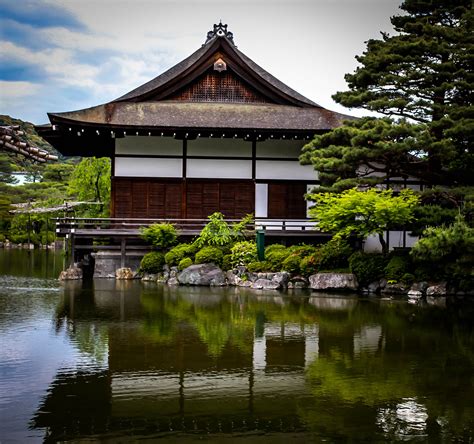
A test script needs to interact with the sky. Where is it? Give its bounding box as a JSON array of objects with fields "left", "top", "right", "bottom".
[{"left": 0, "top": 0, "right": 403, "bottom": 125}]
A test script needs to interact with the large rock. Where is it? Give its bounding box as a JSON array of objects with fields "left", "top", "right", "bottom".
[
  {"left": 59, "top": 265, "right": 83, "bottom": 281},
  {"left": 381, "top": 283, "right": 409, "bottom": 295},
  {"left": 309, "top": 273, "right": 358, "bottom": 291},
  {"left": 116, "top": 267, "right": 136, "bottom": 280},
  {"left": 252, "top": 279, "right": 280, "bottom": 290},
  {"left": 426, "top": 282, "right": 447, "bottom": 296},
  {"left": 178, "top": 263, "right": 226, "bottom": 286}
]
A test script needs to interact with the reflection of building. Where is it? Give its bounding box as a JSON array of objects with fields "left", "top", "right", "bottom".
[{"left": 34, "top": 284, "right": 395, "bottom": 440}]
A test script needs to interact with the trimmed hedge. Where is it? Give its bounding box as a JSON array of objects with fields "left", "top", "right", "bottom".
[
  {"left": 195, "top": 246, "right": 224, "bottom": 266},
  {"left": 140, "top": 251, "right": 165, "bottom": 274}
]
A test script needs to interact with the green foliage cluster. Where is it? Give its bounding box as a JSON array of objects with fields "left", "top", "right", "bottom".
[
  {"left": 140, "top": 252, "right": 165, "bottom": 274},
  {"left": 140, "top": 223, "right": 178, "bottom": 249},
  {"left": 411, "top": 216, "right": 474, "bottom": 286},
  {"left": 178, "top": 257, "right": 193, "bottom": 271},
  {"left": 349, "top": 252, "right": 388, "bottom": 286},
  {"left": 384, "top": 255, "right": 411, "bottom": 283},
  {"left": 300, "top": 1, "right": 473, "bottom": 190},
  {"left": 247, "top": 261, "right": 272, "bottom": 272},
  {"left": 164, "top": 243, "right": 197, "bottom": 266},
  {"left": 309, "top": 188, "right": 418, "bottom": 254},
  {"left": 195, "top": 246, "right": 224, "bottom": 266},
  {"left": 194, "top": 212, "right": 253, "bottom": 248},
  {"left": 230, "top": 241, "right": 258, "bottom": 267}
]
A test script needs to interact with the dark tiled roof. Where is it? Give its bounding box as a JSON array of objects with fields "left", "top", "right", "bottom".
[
  {"left": 114, "top": 36, "right": 319, "bottom": 107},
  {"left": 48, "top": 102, "right": 353, "bottom": 131}
]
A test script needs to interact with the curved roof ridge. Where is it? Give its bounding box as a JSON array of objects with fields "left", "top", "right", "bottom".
[{"left": 113, "top": 31, "right": 320, "bottom": 107}]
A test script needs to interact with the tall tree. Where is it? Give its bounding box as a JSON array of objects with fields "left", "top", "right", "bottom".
[
  {"left": 301, "top": 0, "right": 473, "bottom": 189},
  {"left": 68, "top": 157, "right": 111, "bottom": 216}
]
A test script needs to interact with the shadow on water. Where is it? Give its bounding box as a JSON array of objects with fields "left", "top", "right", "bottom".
[{"left": 0, "top": 250, "right": 473, "bottom": 442}]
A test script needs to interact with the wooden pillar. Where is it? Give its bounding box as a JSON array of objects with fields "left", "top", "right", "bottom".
[{"left": 120, "top": 238, "right": 126, "bottom": 268}]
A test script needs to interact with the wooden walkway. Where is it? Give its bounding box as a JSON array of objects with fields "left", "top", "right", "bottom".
[{"left": 55, "top": 217, "right": 330, "bottom": 266}]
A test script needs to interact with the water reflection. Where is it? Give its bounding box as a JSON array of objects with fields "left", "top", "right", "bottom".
[
  {"left": 0, "top": 253, "right": 473, "bottom": 442},
  {"left": 33, "top": 281, "right": 473, "bottom": 442}
]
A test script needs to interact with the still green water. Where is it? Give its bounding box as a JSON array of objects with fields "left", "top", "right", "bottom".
[{"left": 0, "top": 250, "right": 473, "bottom": 443}]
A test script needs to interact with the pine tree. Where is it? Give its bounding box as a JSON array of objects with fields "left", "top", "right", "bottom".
[{"left": 301, "top": 0, "right": 473, "bottom": 189}]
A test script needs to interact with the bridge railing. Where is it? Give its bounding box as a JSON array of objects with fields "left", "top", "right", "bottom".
[{"left": 55, "top": 217, "right": 319, "bottom": 237}]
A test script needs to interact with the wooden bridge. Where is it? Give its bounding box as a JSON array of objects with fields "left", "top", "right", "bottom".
[{"left": 55, "top": 217, "right": 330, "bottom": 267}]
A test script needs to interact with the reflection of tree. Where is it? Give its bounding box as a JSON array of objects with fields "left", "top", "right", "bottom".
[
  {"left": 302, "top": 301, "right": 474, "bottom": 441},
  {"left": 139, "top": 292, "right": 323, "bottom": 358}
]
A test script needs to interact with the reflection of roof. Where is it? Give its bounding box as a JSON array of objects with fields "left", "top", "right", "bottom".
[{"left": 48, "top": 102, "right": 350, "bottom": 131}]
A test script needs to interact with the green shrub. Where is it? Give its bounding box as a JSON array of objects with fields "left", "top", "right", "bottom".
[
  {"left": 165, "top": 243, "right": 197, "bottom": 265},
  {"left": 319, "top": 238, "right": 353, "bottom": 270},
  {"left": 411, "top": 216, "right": 474, "bottom": 281},
  {"left": 349, "top": 252, "right": 387, "bottom": 286},
  {"left": 0, "top": 233, "right": 6, "bottom": 242},
  {"left": 401, "top": 273, "right": 415, "bottom": 285},
  {"left": 140, "top": 223, "right": 178, "bottom": 249},
  {"left": 300, "top": 254, "right": 322, "bottom": 276},
  {"left": 178, "top": 257, "right": 193, "bottom": 271},
  {"left": 230, "top": 241, "right": 258, "bottom": 267},
  {"left": 247, "top": 261, "right": 272, "bottom": 272},
  {"left": 140, "top": 251, "right": 165, "bottom": 274},
  {"left": 384, "top": 255, "right": 410, "bottom": 282},
  {"left": 195, "top": 246, "right": 224, "bottom": 266},
  {"left": 266, "top": 249, "right": 290, "bottom": 270},
  {"left": 195, "top": 212, "right": 254, "bottom": 248},
  {"left": 222, "top": 254, "right": 233, "bottom": 271},
  {"left": 265, "top": 244, "right": 286, "bottom": 256},
  {"left": 287, "top": 244, "right": 318, "bottom": 256},
  {"left": 281, "top": 254, "right": 302, "bottom": 273}
]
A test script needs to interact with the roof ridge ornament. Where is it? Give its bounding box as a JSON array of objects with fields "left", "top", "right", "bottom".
[{"left": 204, "top": 21, "right": 235, "bottom": 46}]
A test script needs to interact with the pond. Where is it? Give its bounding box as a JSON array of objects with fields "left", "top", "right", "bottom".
[{"left": 0, "top": 250, "right": 473, "bottom": 443}]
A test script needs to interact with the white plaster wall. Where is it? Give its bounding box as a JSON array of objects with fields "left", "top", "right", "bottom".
[
  {"left": 255, "top": 183, "right": 268, "bottom": 217},
  {"left": 115, "top": 136, "right": 183, "bottom": 156},
  {"left": 364, "top": 231, "right": 419, "bottom": 252},
  {"left": 115, "top": 157, "right": 182, "bottom": 177},
  {"left": 186, "top": 159, "right": 252, "bottom": 179},
  {"left": 256, "top": 160, "right": 317, "bottom": 180},
  {"left": 256, "top": 139, "right": 305, "bottom": 158},
  {"left": 187, "top": 138, "right": 252, "bottom": 157}
]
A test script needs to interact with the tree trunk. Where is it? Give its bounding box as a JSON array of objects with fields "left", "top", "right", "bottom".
[{"left": 378, "top": 232, "right": 388, "bottom": 255}]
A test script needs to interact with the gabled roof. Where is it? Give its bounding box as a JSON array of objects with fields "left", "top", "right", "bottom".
[
  {"left": 39, "top": 23, "right": 353, "bottom": 141},
  {"left": 113, "top": 24, "right": 319, "bottom": 107}
]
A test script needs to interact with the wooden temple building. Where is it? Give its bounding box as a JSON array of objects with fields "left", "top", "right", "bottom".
[{"left": 37, "top": 22, "right": 350, "bottom": 222}]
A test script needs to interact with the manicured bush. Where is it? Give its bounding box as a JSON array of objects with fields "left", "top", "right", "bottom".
[
  {"left": 266, "top": 249, "right": 291, "bottom": 270},
  {"left": 178, "top": 257, "right": 193, "bottom": 271},
  {"left": 300, "top": 254, "right": 322, "bottom": 276},
  {"left": 349, "top": 251, "right": 387, "bottom": 286},
  {"left": 401, "top": 273, "right": 415, "bottom": 285},
  {"left": 222, "top": 254, "right": 233, "bottom": 271},
  {"left": 230, "top": 241, "right": 258, "bottom": 267},
  {"left": 411, "top": 216, "right": 474, "bottom": 282},
  {"left": 247, "top": 261, "right": 272, "bottom": 272},
  {"left": 287, "top": 244, "right": 318, "bottom": 257},
  {"left": 195, "top": 246, "right": 224, "bottom": 266},
  {"left": 140, "top": 251, "right": 165, "bottom": 274},
  {"left": 319, "top": 238, "right": 353, "bottom": 270},
  {"left": 384, "top": 255, "right": 410, "bottom": 282},
  {"left": 264, "top": 244, "right": 286, "bottom": 256},
  {"left": 281, "top": 254, "right": 302, "bottom": 273},
  {"left": 140, "top": 223, "right": 178, "bottom": 249},
  {"left": 165, "top": 243, "right": 197, "bottom": 265}
]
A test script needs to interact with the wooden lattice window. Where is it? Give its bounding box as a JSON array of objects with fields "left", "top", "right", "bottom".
[{"left": 171, "top": 71, "right": 270, "bottom": 103}]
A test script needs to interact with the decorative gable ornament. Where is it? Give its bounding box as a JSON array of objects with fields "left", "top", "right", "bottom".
[
  {"left": 213, "top": 58, "right": 227, "bottom": 72},
  {"left": 205, "top": 21, "right": 235, "bottom": 45}
]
